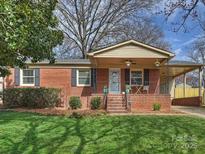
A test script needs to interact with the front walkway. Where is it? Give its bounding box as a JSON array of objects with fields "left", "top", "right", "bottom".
[{"left": 172, "top": 106, "right": 205, "bottom": 119}]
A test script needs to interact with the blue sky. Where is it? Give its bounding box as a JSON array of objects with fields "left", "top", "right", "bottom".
[
  {"left": 152, "top": 1, "right": 204, "bottom": 60},
  {"left": 153, "top": 14, "right": 202, "bottom": 60}
]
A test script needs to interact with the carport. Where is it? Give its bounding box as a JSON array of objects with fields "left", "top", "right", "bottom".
[{"left": 160, "top": 60, "right": 204, "bottom": 106}]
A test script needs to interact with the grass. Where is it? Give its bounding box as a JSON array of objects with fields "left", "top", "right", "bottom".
[{"left": 0, "top": 112, "right": 205, "bottom": 154}]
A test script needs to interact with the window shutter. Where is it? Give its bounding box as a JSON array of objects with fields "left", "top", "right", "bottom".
[
  {"left": 91, "top": 68, "right": 97, "bottom": 88},
  {"left": 125, "top": 69, "right": 130, "bottom": 85},
  {"left": 35, "top": 68, "right": 40, "bottom": 86},
  {"left": 144, "top": 69, "right": 149, "bottom": 85},
  {"left": 14, "top": 68, "right": 20, "bottom": 86},
  {"left": 71, "top": 68, "right": 77, "bottom": 87}
]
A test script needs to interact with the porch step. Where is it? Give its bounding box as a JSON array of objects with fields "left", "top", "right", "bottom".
[
  {"left": 107, "top": 107, "right": 127, "bottom": 110},
  {"left": 108, "top": 98, "right": 124, "bottom": 101},
  {"left": 107, "top": 104, "right": 126, "bottom": 107},
  {"left": 107, "top": 109, "right": 128, "bottom": 113},
  {"left": 107, "top": 95, "right": 127, "bottom": 113}
]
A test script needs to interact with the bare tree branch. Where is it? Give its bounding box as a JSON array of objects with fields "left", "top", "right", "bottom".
[
  {"left": 56, "top": 0, "right": 163, "bottom": 58},
  {"left": 164, "top": 0, "right": 205, "bottom": 32}
]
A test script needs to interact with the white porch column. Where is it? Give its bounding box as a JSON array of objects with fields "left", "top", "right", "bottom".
[
  {"left": 183, "top": 73, "right": 186, "bottom": 98},
  {"left": 199, "top": 67, "right": 203, "bottom": 97},
  {"left": 169, "top": 77, "right": 175, "bottom": 99}
]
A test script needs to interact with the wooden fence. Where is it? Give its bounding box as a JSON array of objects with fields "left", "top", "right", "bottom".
[{"left": 175, "top": 87, "right": 205, "bottom": 104}]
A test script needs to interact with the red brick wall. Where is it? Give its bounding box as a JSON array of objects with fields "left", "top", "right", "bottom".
[
  {"left": 5, "top": 68, "right": 162, "bottom": 110},
  {"left": 121, "top": 69, "right": 126, "bottom": 92},
  {"left": 130, "top": 94, "right": 171, "bottom": 112},
  {"left": 5, "top": 68, "right": 15, "bottom": 88},
  {"left": 5, "top": 68, "right": 93, "bottom": 109},
  {"left": 172, "top": 97, "right": 202, "bottom": 106},
  {"left": 40, "top": 68, "right": 95, "bottom": 109},
  {"left": 40, "top": 68, "right": 70, "bottom": 107},
  {"left": 96, "top": 68, "right": 109, "bottom": 93},
  {"left": 149, "top": 69, "right": 160, "bottom": 94}
]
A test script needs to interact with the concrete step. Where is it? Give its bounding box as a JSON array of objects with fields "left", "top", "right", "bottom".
[
  {"left": 107, "top": 109, "right": 128, "bottom": 113},
  {"left": 108, "top": 100, "right": 124, "bottom": 103},
  {"left": 108, "top": 98, "right": 124, "bottom": 101},
  {"left": 107, "top": 106, "right": 126, "bottom": 110},
  {"left": 107, "top": 104, "right": 126, "bottom": 107}
]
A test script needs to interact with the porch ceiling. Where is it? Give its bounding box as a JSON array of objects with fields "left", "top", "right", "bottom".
[
  {"left": 160, "top": 65, "right": 202, "bottom": 78},
  {"left": 91, "top": 58, "right": 166, "bottom": 68}
]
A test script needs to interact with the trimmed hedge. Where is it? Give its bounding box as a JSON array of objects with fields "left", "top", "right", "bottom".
[
  {"left": 153, "top": 103, "right": 161, "bottom": 111},
  {"left": 69, "top": 96, "right": 82, "bottom": 109},
  {"left": 3, "top": 88, "right": 61, "bottom": 108},
  {"left": 91, "top": 97, "right": 101, "bottom": 110}
]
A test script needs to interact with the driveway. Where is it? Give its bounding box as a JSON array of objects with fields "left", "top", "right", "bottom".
[{"left": 172, "top": 106, "right": 205, "bottom": 119}]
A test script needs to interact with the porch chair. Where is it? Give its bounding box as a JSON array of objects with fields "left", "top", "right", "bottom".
[{"left": 143, "top": 85, "right": 149, "bottom": 94}]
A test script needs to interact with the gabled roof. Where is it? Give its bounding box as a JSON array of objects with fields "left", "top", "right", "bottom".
[{"left": 87, "top": 39, "right": 175, "bottom": 57}]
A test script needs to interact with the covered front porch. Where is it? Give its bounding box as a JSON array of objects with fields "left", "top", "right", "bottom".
[
  {"left": 87, "top": 40, "right": 175, "bottom": 112},
  {"left": 87, "top": 40, "right": 204, "bottom": 112},
  {"left": 90, "top": 65, "right": 171, "bottom": 112}
]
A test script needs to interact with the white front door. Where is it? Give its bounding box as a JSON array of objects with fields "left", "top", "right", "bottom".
[{"left": 109, "top": 68, "right": 121, "bottom": 94}]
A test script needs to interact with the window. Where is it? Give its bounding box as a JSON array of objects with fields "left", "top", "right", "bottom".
[
  {"left": 77, "top": 69, "right": 91, "bottom": 86},
  {"left": 20, "top": 69, "right": 35, "bottom": 86},
  {"left": 130, "top": 69, "right": 143, "bottom": 86}
]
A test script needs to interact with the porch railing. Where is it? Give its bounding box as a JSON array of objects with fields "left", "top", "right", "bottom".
[{"left": 94, "top": 80, "right": 170, "bottom": 95}]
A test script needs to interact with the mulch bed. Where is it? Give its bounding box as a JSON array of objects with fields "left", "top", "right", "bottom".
[
  {"left": 0, "top": 104, "right": 185, "bottom": 116},
  {"left": 1, "top": 107, "right": 107, "bottom": 116}
]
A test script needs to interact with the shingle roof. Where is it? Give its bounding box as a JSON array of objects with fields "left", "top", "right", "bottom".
[
  {"left": 27, "top": 59, "right": 91, "bottom": 65},
  {"left": 168, "top": 60, "right": 203, "bottom": 66}
]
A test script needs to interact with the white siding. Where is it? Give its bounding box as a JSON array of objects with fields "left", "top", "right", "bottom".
[{"left": 95, "top": 44, "right": 168, "bottom": 58}]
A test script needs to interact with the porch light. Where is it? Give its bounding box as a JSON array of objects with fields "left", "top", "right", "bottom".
[
  {"left": 155, "top": 59, "right": 160, "bottom": 67},
  {"left": 125, "top": 60, "right": 131, "bottom": 67}
]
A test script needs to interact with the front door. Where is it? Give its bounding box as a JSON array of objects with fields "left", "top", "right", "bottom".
[{"left": 109, "top": 68, "right": 121, "bottom": 94}]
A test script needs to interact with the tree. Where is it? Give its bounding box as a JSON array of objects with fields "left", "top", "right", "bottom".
[
  {"left": 164, "top": 0, "right": 205, "bottom": 31},
  {"left": 0, "top": 0, "right": 63, "bottom": 77},
  {"left": 101, "top": 17, "right": 170, "bottom": 50},
  {"left": 164, "top": 0, "right": 205, "bottom": 87},
  {"left": 188, "top": 35, "right": 205, "bottom": 87},
  {"left": 57, "top": 0, "right": 163, "bottom": 58}
]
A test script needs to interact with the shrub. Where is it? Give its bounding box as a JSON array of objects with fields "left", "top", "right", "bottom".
[
  {"left": 153, "top": 103, "right": 161, "bottom": 111},
  {"left": 3, "top": 88, "right": 61, "bottom": 108},
  {"left": 91, "top": 97, "right": 101, "bottom": 110},
  {"left": 69, "top": 96, "right": 81, "bottom": 109}
]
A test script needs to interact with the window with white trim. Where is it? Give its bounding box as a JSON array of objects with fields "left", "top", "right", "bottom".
[
  {"left": 77, "top": 69, "right": 91, "bottom": 86},
  {"left": 130, "top": 70, "right": 143, "bottom": 86},
  {"left": 20, "top": 69, "right": 35, "bottom": 86}
]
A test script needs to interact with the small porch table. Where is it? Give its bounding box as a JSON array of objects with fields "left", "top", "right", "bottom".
[{"left": 134, "top": 85, "right": 143, "bottom": 94}]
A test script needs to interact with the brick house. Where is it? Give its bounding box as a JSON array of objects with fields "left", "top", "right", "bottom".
[{"left": 4, "top": 40, "right": 204, "bottom": 112}]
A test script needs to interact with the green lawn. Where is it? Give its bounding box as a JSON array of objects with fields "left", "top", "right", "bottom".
[{"left": 1, "top": 112, "right": 205, "bottom": 154}]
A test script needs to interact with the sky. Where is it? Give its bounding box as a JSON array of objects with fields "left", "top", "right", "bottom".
[
  {"left": 153, "top": 14, "right": 202, "bottom": 60},
  {"left": 152, "top": 1, "right": 204, "bottom": 60}
]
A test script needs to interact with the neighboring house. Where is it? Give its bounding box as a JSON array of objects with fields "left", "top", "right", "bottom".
[
  {"left": 175, "top": 75, "right": 199, "bottom": 88},
  {"left": 176, "top": 83, "right": 192, "bottom": 88},
  {"left": 5, "top": 40, "right": 204, "bottom": 112}
]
